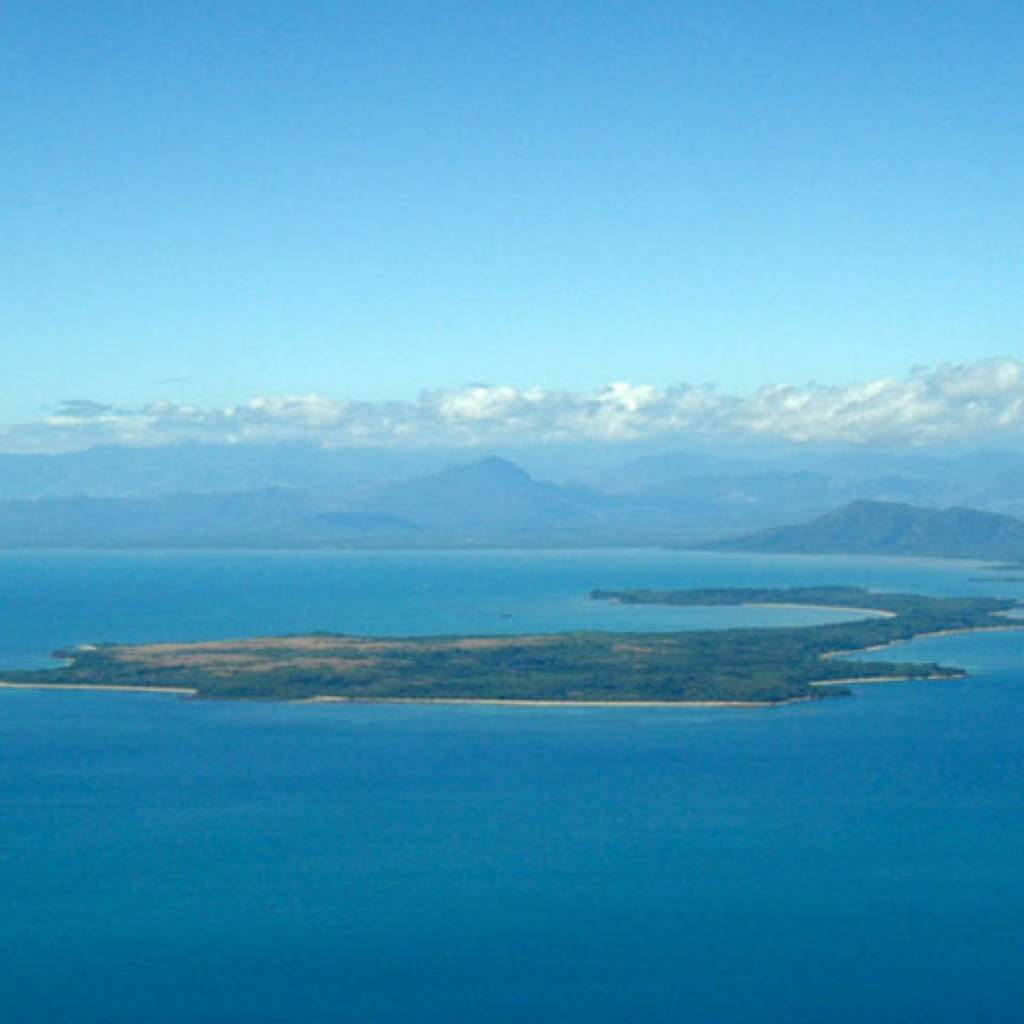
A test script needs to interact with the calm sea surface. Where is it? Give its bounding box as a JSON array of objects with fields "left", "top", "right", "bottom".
[{"left": 1, "top": 550, "right": 1022, "bottom": 1023}]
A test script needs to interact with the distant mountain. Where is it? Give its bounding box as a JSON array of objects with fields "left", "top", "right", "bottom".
[
  {"left": 0, "top": 489, "right": 339, "bottom": 548},
  {"left": 7, "top": 448, "right": 1024, "bottom": 552},
  {"left": 0, "top": 444, "right": 462, "bottom": 501},
  {"left": 355, "top": 456, "right": 700, "bottom": 545},
  {"left": 358, "top": 457, "right": 601, "bottom": 541},
  {"left": 8, "top": 440, "right": 1024, "bottom": 532},
  {"left": 0, "top": 457, "right": 703, "bottom": 548},
  {"left": 704, "top": 500, "right": 1024, "bottom": 561}
]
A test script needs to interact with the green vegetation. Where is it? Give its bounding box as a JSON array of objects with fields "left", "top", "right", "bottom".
[{"left": 5, "top": 587, "right": 1017, "bottom": 704}]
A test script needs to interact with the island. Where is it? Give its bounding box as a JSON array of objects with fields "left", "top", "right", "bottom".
[{"left": 2, "top": 587, "right": 1019, "bottom": 706}]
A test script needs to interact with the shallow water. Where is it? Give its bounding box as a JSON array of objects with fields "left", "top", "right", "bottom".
[{"left": 2, "top": 550, "right": 1022, "bottom": 1023}]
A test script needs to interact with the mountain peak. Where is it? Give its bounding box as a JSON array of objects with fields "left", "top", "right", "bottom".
[{"left": 442, "top": 456, "right": 532, "bottom": 485}]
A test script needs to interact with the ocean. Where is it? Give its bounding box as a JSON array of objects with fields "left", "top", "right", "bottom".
[{"left": 1, "top": 550, "right": 1022, "bottom": 1022}]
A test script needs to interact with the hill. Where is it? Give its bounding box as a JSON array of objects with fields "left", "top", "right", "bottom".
[{"left": 704, "top": 500, "right": 1024, "bottom": 560}]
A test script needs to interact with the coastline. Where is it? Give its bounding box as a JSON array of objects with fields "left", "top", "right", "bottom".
[
  {"left": 823, "top": 621, "right": 1024, "bottom": 661},
  {"left": 0, "top": 680, "right": 809, "bottom": 707},
  {"left": 743, "top": 602, "right": 896, "bottom": 618},
  {"left": 810, "top": 672, "right": 965, "bottom": 688},
  {"left": 297, "top": 695, "right": 814, "bottom": 708},
  {"left": 0, "top": 681, "right": 198, "bottom": 696},
  {"left": 604, "top": 597, "right": 899, "bottom": 620}
]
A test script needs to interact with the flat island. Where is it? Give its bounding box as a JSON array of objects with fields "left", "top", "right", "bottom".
[{"left": 2, "top": 587, "right": 1018, "bottom": 706}]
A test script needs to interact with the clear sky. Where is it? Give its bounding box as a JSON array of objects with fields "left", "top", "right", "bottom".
[{"left": 4, "top": 1, "right": 1023, "bottom": 428}]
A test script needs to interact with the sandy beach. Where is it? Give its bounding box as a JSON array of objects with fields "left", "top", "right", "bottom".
[
  {"left": 743, "top": 602, "right": 896, "bottom": 618},
  {"left": 0, "top": 681, "right": 198, "bottom": 696},
  {"left": 810, "top": 672, "right": 965, "bottom": 687},
  {"left": 298, "top": 695, "right": 811, "bottom": 708},
  {"left": 0, "top": 679, "right": 809, "bottom": 707}
]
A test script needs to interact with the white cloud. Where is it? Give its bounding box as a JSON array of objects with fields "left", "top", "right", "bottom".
[{"left": 3, "top": 359, "right": 1024, "bottom": 453}]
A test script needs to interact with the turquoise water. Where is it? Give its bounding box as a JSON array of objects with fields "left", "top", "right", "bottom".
[{"left": 2, "top": 551, "right": 1023, "bottom": 1022}]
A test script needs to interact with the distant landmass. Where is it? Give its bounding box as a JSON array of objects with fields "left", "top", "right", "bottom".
[
  {"left": 5, "top": 443, "right": 1024, "bottom": 550},
  {"left": 0, "top": 457, "right": 702, "bottom": 548},
  {"left": 704, "top": 500, "right": 1024, "bottom": 561}
]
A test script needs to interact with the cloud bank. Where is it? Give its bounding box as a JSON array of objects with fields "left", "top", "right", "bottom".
[{"left": 4, "top": 359, "right": 1023, "bottom": 454}]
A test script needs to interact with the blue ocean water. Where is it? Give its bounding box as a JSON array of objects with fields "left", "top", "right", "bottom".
[{"left": 1, "top": 550, "right": 1023, "bottom": 1023}]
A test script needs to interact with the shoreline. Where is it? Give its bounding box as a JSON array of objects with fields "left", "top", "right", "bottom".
[
  {"left": 823, "top": 622, "right": 1024, "bottom": 661},
  {"left": 297, "top": 695, "right": 815, "bottom": 708},
  {"left": 810, "top": 671, "right": 965, "bottom": 688},
  {"left": 604, "top": 598, "right": 898, "bottom": 620},
  {"left": 0, "top": 681, "right": 198, "bottom": 696},
  {"left": 0, "top": 680, "right": 810, "bottom": 708},
  {"left": 742, "top": 602, "right": 896, "bottom": 618}
]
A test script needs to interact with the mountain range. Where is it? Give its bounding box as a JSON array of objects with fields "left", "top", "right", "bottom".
[
  {"left": 705, "top": 500, "right": 1024, "bottom": 561},
  {"left": 2, "top": 444, "right": 1024, "bottom": 554},
  {"left": 0, "top": 457, "right": 696, "bottom": 548},
  {"left": 7, "top": 442, "right": 1024, "bottom": 518}
]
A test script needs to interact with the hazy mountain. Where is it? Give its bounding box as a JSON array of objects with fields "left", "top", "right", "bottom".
[
  {"left": 0, "top": 444, "right": 463, "bottom": 501},
  {"left": 349, "top": 456, "right": 703, "bottom": 545},
  {"left": 604, "top": 446, "right": 1024, "bottom": 513},
  {"left": 5, "top": 443, "right": 1024, "bottom": 550},
  {"left": 0, "top": 489, "right": 332, "bottom": 547},
  {"left": 5, "top": 440, "right": 1024, "bottom": 521},
  {"left": 0, "top": 457, "right": 703, "bottom": 548},
  {"left": 357, "top": 457, "right": 601, "bottom": 540},
  {"left": 704, "top": 500, "right": 1024, "bottom": 561}
]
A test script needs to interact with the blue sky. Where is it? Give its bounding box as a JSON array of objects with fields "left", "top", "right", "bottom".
[{"left": 4, "top": 1, "right": 1023, "bottom": 439}]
